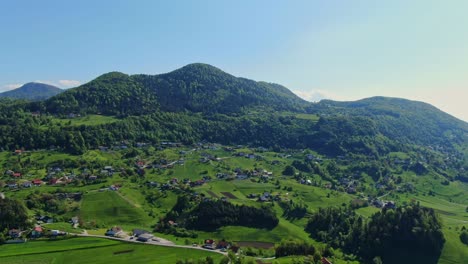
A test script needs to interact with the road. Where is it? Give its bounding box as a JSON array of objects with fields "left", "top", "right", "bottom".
[{"left": 76, "top": 232, "right": 229, "bottom": 256}]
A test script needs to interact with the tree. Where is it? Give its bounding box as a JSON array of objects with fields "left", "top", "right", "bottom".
[{"left": 282, "top": 165, "right": 295, "bottom": 176}]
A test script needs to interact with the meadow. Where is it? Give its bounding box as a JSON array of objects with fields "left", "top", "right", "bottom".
[{"left": 0, "top": 237, "right": 224, "bottom": 264}]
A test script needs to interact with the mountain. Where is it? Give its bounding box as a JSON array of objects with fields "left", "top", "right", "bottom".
[
  {"left": 0, "top": 82, "right": 63, "bottom": 100},
  {"left": 312, "top": 96, "right": 468, "bottom": 149},
  {"left": 44, "top": 63, "right": 308, "bottom": 116},
  {"left": 11, "top": 63, "right": 466, "bottom": 159}
]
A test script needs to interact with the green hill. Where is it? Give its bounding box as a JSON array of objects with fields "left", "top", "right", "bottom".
[{"left": 0, "top": 82, "right": 63, "bottom": 100}]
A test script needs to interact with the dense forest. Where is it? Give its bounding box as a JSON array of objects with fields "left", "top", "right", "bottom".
[
  {"left": 157, "top": 196, "right": 278, "bottom": 232},
  {"left": 305, "top": 204, "right": 445, "bottom": 264}
]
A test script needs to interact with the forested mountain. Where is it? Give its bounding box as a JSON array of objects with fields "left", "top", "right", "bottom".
[
  {"left": 0, "top": 63, "right": 464, "bottom": 161},
  {"left": 315, "top": 97, "right": 468, "bottom": 147},
  {"left": 43, "top": 63, "right": 307, "bottom": 116},
  {"left": 132, "top": 63, "right": 308, "bottom": 113},
  {"left": 0, "top": 82, "right": 62, "bottom": 100}
]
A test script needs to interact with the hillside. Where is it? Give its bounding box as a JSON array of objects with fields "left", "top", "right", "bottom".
[
  {"left": 0, "top": 64, "right": 467, "bottom": 263},
  {"left": 0, "top": 82, "right": 63, "bottom": 100},
  {"left": 44, "top": 63, "right": 308, "bottom": 116},
  {"left": 0, "top": 64, "right": 457, "bottom": 163},
  {"left": 314, "top": 96, "right": 468, "bottom": 147}
]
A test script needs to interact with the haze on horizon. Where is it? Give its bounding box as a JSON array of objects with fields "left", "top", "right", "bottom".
[{"left": 1, "top": 0, "right": 467, "bottom": 122}]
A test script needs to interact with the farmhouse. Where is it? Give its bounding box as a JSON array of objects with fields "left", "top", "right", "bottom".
[
  {"left": 133, "top": 229, "right": 150, "bottom": 237},
  {"left": 8, "top": 229, "right": 21, "bottom": 238},
  {"left": 22, "top": 181, "right": 32, "bottom": 188},
  {"left": 203, "top": 239, "right": 216, "bottom": 249},
  {"left": 105, "top": 226, "right": 123, "bottom": 237},
  {"left": 31, "top": 226, "right": 43, "bottom": 238},
  {"left": 136, "top": 233, "right": 154, "bottom": 242}
]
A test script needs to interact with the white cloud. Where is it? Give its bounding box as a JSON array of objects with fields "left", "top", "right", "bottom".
[
  {"left": 35, "top": 79, "right": 81, "bottom": 88},
  {"left": 58, "top": 80, "right": 81, "bottom": 87},
  {"left": 1, "top": 83, "right": 23, "bottom": 91},
  {"left": 293, "top": 89, "right": 355, "bottom": 102}
]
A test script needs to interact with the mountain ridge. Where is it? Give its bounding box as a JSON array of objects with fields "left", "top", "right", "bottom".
[{"left": 0, "top": 82, "right": 63, "bottom": 100}]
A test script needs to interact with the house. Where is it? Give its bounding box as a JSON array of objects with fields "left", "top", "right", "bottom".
[
  {"left": 36, "top": 215, "right": 54, "bottom": 223},
  {"left": 236, "top": 174, "right": 248, "bottom": 180},
  {"left": 48, "top": 178, "right": 58, "bottom": 185},
  {"left": 32, "top": 179, "right": 43, "bottom": 186},
  {"left": 88, "top": 175, "right": 98, "bottom": 181},
  {"left": 5, "top": 170, "right": 14, "bottom": 176},
  {"left": 22, "top": 181, "right": 32, "bottom": 188},
  {"left": 14, "top": 149, "right": 22, "bottom": 155},
  {"left": 105, "top": 226, "right": 123, "bottom": 237},
  {"left": 13, "top": 172, "right": 21, "bottom": 178},
  {"left": 136, "top": 233, "right": 154, "bottom": 242},
  {"left": 7, "top": 182, "right": 18, "bottom": 189},
  {"left": 70, "top": 217, "right": 79, "bottom": 225},
  {"left": 321, "top": 257, "right": 333, "bottom": 264},
  {"left": 8, "top": 229, "right": 21, "bottom": 238},
  {"left": 133, "top": 229, "right": 150, "bottom": 237},
  {"left": 373, "top": 200, "right": 384, "bottom": 208},
  {"left": 203, "top": 239, "right": 216, "bottom": 249},
  {"left": 31, "top": 226, "right": 43, "bottom": 238},
  {"left": 216, "top": 240, "right": 230, "bottom": 249},
  {"left": 384, "top": 201, "right": 396, "bottom": 209}
]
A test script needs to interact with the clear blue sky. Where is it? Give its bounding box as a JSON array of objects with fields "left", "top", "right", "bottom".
[{"left": 1, "top": 0, "right": 467, "bottom": 121}]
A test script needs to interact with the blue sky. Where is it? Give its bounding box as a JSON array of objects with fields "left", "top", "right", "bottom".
[{"left": 1, "top": 0, "right": 467, "bottom": 121}]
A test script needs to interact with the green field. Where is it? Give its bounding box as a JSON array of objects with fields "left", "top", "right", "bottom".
[
  {"left": 52, "top": 115, "right": 120, "bottom": 126},
  {"left": 79, "top": 191, "right": 154, "bottom": 230},
  {"left": 0, "top": 237, "right": 224, "bottom": 264}
]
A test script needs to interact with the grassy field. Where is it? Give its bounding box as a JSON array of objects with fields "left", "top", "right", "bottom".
[
  {"left": 79, "top": 191, "right": 154, "bottom": 230},
  {"left": 51, "top": 115, "right": 119, "bottom": 126},
  {"left": 0, "top": 237, "right": 224, "bottom": 264}
]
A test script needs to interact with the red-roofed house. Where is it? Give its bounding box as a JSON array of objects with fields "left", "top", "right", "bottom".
[
  {"left": 33, "top": 179, "right": 43, "bottom": 186},
  {"left": 13, "top": 173, "right": 21, "bottom": 178},
  {"left": 31, "top": 226, "right": 43, "bottom": 238}
]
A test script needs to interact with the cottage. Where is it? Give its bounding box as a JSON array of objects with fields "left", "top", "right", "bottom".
[
  {"left": 22, "top": 181, "right": 32, "bottom": 188},
  {"left": 105, "top": 226, "right": 123, "bottom": 237},
  {"left": 133, "top": 229, "right": 150, "bottom": 237},
  {"left": 203, "top": 239, "right": 216, "bottom": 249},
  {"left": 136, "top": 233, "right": 154, "bottom": 242},
  {"left": 70, "top": 217, "right": 79, "bottom": 225},
  {"left": 31, "top": 226, "right": 43, "bottom": 238},
  {"left": 384, "top": 201, "right": 396, "bottom": 209},
  {"left": 88, "top": 175, "right": 98, "bottom": 181},
  {"left": 216, "top": 240, "right": 230, "bottom": 249},
  {"left": 13, "top": 172, "right": 21, "bottom": 178},
  {"left": 7, "top": 182, "right": 18, "bottom": 189},
  {"left": 8, "top": 229, "right": 21, "bottom": 238},
  {"left": 32, "top": 179, "right": 43, "bottom": 186}
]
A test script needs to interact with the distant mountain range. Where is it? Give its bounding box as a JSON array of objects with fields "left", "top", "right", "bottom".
[{"left": 0, "top": 82, "right": 63, "bottom": 100}]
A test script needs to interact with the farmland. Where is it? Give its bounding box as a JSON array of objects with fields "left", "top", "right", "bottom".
[
  {"left": 1, "top": 143, "right": 467, "bottom": 263},
  {"left": 0, "top": 237, "right": 224, "bottom": 264}
]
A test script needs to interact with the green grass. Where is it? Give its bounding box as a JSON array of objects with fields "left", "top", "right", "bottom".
[
  {"left": 0, "top": 237, "right": 224, "bottom": 264},
  {"left": 79, "top": 191, "right": 154, "bottom": 230},
  {"left": 52, "top": 115, "right": 119, "bottom": 126},
  {"left": 0, "top": 237, "right": 119, "bottom": 257},
  {"left": 43, "top": 222, "right": 83, "bottom": 233}
]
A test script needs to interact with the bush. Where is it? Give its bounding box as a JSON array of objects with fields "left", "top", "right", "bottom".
[{"left": 460, "top": 231, "right": 468, "bottom": 245}]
